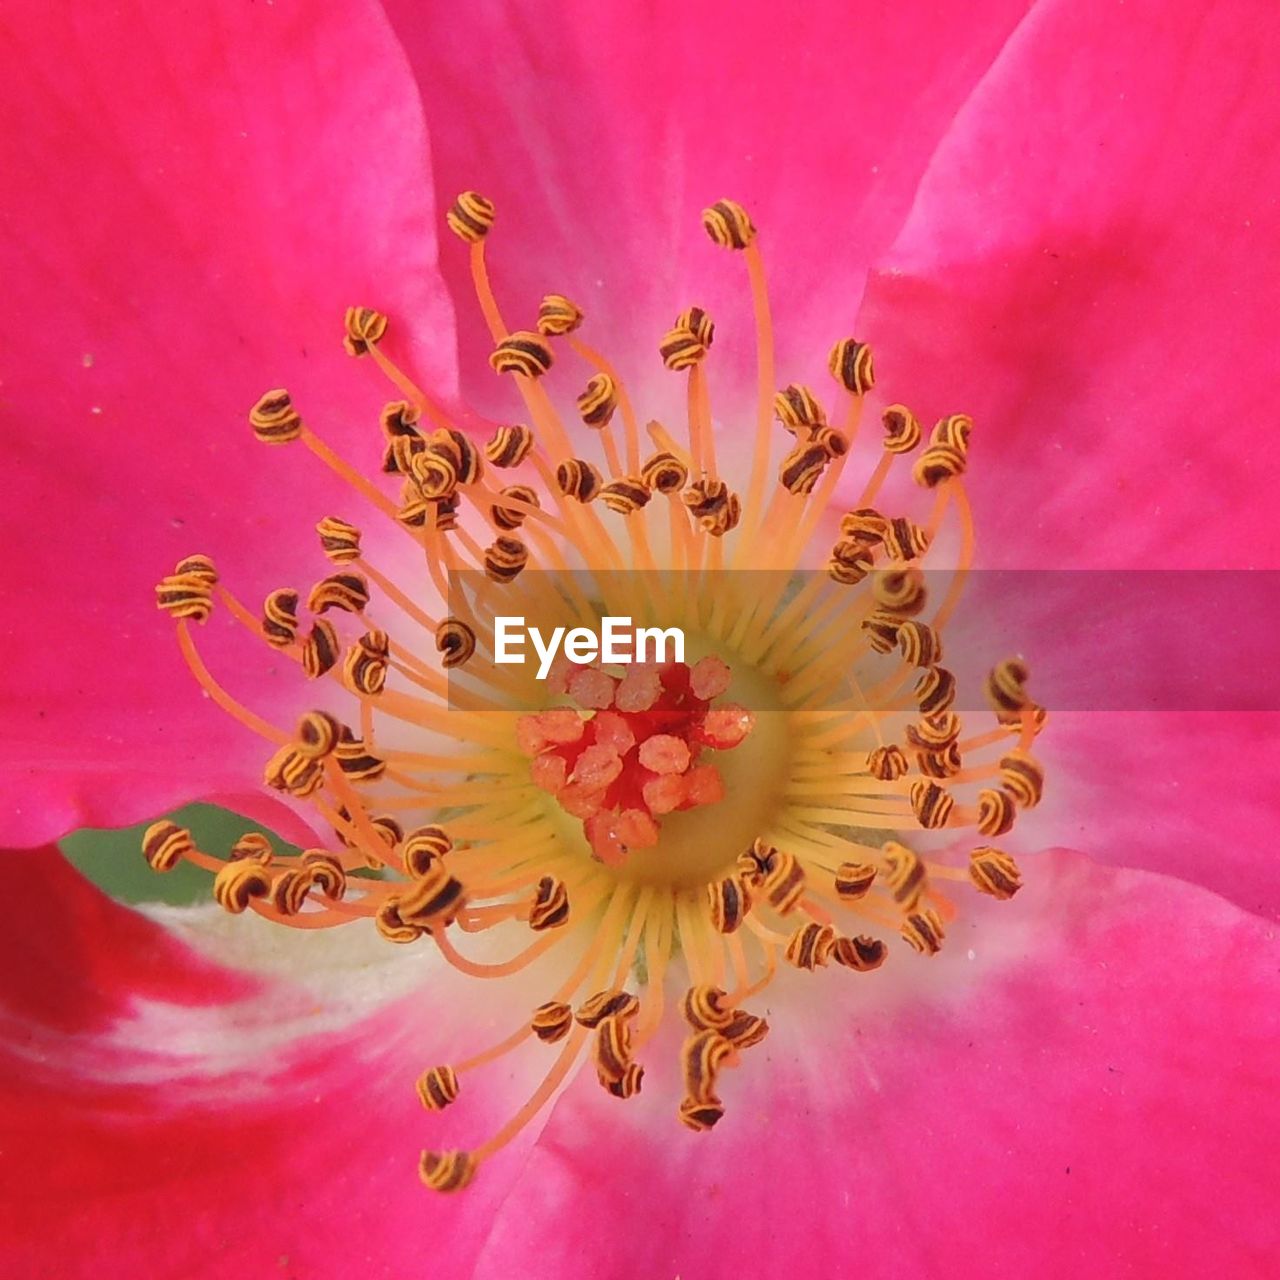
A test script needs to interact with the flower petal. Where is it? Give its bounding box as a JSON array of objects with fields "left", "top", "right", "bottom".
[
  {"left": 471, "top": 849, "right": 1280, "bottom": 1276},
  {"left": 0, "top": 847, "right": 572, "bottom": 1275},
  {"left": 383, "top": 0, "right": 1035, "bottom": 412},
  {"left": 0, "top": 0, "right": 459, "bottom": 846},
  {"left": 856, "top": 0, "right": 1280, "bottom": 568}
]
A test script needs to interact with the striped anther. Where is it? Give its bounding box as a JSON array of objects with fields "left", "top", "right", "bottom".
[
  {"left": 141, "top": 820, "right": 193, "bottom": 872},
  {"left": 446, "top": 190, "right": 495, "bottom": 242},
  {"left": 969, "top": 847, "right": 1022, "bottom": 899},
  {"left": 901, "top": 908, "right": 946, "bottom": 955},
  {"left": 489, "top": 331, "right": 553, "bottom": 378},
  {"left": 834, "top": 861, "right": 877, "bottom": 899},
  {"left": 342, "top": 306, "right": 388, "bottom": 356},
  {"left": 828, "top": 339, "right": 875, "bottom": 394},
  {"left": 577, "top": 372, "right": 619, "bottom": 427},
  {"left": 881, "top": 403, "right": 922, "bottom": 453},
  {"left": 701, "top": 199, "right": 756, "bottom": 250},
  {"left": 419, "top": 1150, "right": 475, "bottom": 1194},
  {"left": 307, "top": 572, "right": 369, "bottom": 615},
  {"left": 536, "top": 293, "right": 584, "bottom": 336},
  {"left": 416, "top": 1066, "right": 460, "bottom": 1111},
  {"left": 316, "top": 516, "right": 361, "bottom": 563},
  {"left": 435, "top": 617, "right": 476, "bottom": 668},
  {"left": 528, "top": 876, "right": 570, "bottom": 930},
  {"left": 248, "top": 389, "right": 302, "bottom": 444},
  {"left": 531, "top": 1001, "right": 573, "bottom": 1044}
]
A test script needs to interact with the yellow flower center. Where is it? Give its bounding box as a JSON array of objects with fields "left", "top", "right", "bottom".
[{"left": 149, "top": 194, "right": 1045, "bottom": 1194}]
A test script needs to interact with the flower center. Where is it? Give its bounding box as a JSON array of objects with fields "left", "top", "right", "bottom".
[{"left": 149, "top": 194, "right": 1046, "bottom": 1194}]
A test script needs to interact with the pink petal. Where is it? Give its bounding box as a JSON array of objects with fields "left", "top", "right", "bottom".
[
  {"left": 383, "top": 0, "right": 1035, "bottom": 415},
  {"left": 472, "top": 849, "right": 1280, "bottom": 1276},
  {"left": 1, "top": 0, "right": 459, "bottom": 846},
  {"left": 857, "top": 0, "right": 1280, "bottom": 568},
  {"left": 0, "top": 847, "right": 569, "bottom": 1275}
]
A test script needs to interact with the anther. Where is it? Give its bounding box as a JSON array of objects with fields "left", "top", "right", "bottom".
[
  {"left": 681, "top": 985, "right": 734, "bottom": 1030},
  {"left": 917, "top": 742, "right": 963, "bottom": 778},
  {"left": 774, "top": 384, "right": 827, "bottom": 432},
  {"left": 141, "top": 820, "right": 194, "bottom": 872},
  {"left": 760, "top": 849, "right": 806, "bottom": 914},
  {"left": 531, "top": 1001, "right": 574, "bottom": 1044},
  {"left": 913, "top": 443, "right": 967, "bottom": 488},
  {"left": 575, "top": 989, "right": 640, "bottom": 1029},
  {"left": 600, "top": 476, "right": 652, "bottom": 515},
  {"left": 862, "top": 611, "right": 902, "bottom": 654},
  {"left": 344, "top": 628, "right": 389, "bottom": 695},
  {"left": 528, "top": 876, "right": 570, "bottom": 931},
  {"left": 999, "top": 751, "right": 1045, "bottom": 808},
  {"left": 386, "top": 434, "right": 426, "bottom": 476},
  {"left": 659, "top": 323, "right": 709, "bottom": 371},
  {"left": 248, "top": 389, "right": 302, "bottom": 444},
  {"left": 706, "top": 874, "right": 752, "bottom": 933},
  {"left": 840, "top": 507, "right": 889, "bottom": 545},
  {"left": 446, "top": 190, "right": 495, "bottom": 242},
  {"left": 491, "top": 483, "right": 539, "bottom": 530},
  {"left": 931, "top": 413, "right": 973, "bottom": 454},
  {"left": 780, "top": 441, "right": 830, "bottom": 496},
  {"left": 881, "top": 404, "right": 922, "bottom": 453},
  {"left": 683, "top": 478, "right": 741, "bottom": 536},
  {"left": 896, "top": 620, "right": 943, "bottom": 667},
  {"left": 784, "top": 921, "right": 836, "bottom": 970},
  {"left": 483, "top": 535, "right": 530, "bottom": 584},
  {"left": 986, "top": 658, "right": 1031, "bottom": 718},
  {"left": 882, "top": 841, "right": 926, "bottom": 908},
  {"left": 883, "top": 517, "right": 931, "bottom": 562},
  {"left": 419, "top": 1150, "right": 475, "bottom": 1194},
  {"left": 606, "top": 1062, "right": 645, "bottom": 1099},
  {"left": 334, "top": 733, "right": 386, "bottom": 781},
  {"left": 536, "top": 293, "right": 584, "bottom": 336},
  {"left": 264, "top": 744, "right": 324, "bottom": 798},
  {"left": 969, "top": 847, "right": 1022, "bottom": 899},
  {"left": 490, "top": 331, "right": 554, "bottom": 378},
  {"left": 812, "top": 426, "right": 849, "bottom": 458},
  {"left": 901, "top": 908, "right": 946, "bottom": 955},
  {"left": 381, "top": 400, "right": 421, "bottom": 439},
  {"left": 593, "top": 1014, "right": 636, "bottom": 1088},
  {"left": 828, "top": 339, "right": 875, "bottom": 394},
  {"left": 375, "top": 899, "right": 423, "bottom": 944},
  {"left": 427, "top": 428, "right": 485, "bottom": 486},
  {"left": 834, "top": 861, "right": 877, "bottom": 899},
  {"left": 867, "top": 745, "right": 909, "bottom": 781},
  {"left": 831, "top": 935, "right": 888, "bottom": 972},
  {"left": 296, "top": 710, "right": 341, "bottom": 758},
  {"left": 977, "top": 788, "right": 1017, "bottom": 836},
  {"left": 914, "top": 666, "right": 957, "bottom": 716},
  {"left": 229, "top": 832, "right": 273, "bottom": 864},
  {"left": 905, "top": 710, "right": 961, "bottom": 750},
  {"left": 409, "top": 450, "right": 459, "bottom": 501},
  {"left": 910, "top": 779, "right": 954, "bottom": 829},
  {"left": 435, "top": 617, "right": 476, "bottom": 669},
  {"left": 213, "top": 859, "right": 271, "bottom": 914},
  {"left": 641, "top": 451, "right": 688, "bottom": 493},
  {"left": 576, "top": 372, "right": 619, "bottom": 427},
  {"left": 555, "top": 458, "right": 603, "bottom": 503},
  {"left": 402, "top": 825, "right": 452, "bottom": 877},
  {"left": 873, "top": 567, "right": 926, "bottom": 616},
  {"left": 485, "top": 424, "right": 535, "bottom": 468},
  {"left": 416, "top": 1066, "right": 460, "bottom": 1112},
  {"left": 301, "top": 620, "right": 340, "bottom": 679},
  {"left": 175, "top": 555, "right": 218, "bottom": 584},
  {"left": 828, "top": 538, "right": 875, "bottom": 585},
  {"left": 397, "top": 865, "right": 466, "bottom": 929},
  {"left": 701, "top": 199, "right": 756, "bottom": 250},
  {"left": 307, "top": 572, "right": 369, "bottom": 616},
  {"left": 155, "top": 562, "right": 217, "bottom": 622},
  {"left": 343, "top": 306, "right": 388, "bottom": 357},
  {"left": 301, "top": 850, "right": 346, "bottom": 900},
  {"left": 316, "top": 516, "right": 362, "bottom": 563}
]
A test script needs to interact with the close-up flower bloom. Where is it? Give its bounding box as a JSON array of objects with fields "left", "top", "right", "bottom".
[{"left": 3, "top": 1, "right": 1279, "bottom": 1276}]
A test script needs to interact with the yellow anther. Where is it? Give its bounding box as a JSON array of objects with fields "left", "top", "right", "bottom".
[
  {"left": 575, "top": 989, "right": 639, "bottom": 1029},
  {"left": 155, "top": 559, "right": 217, "bottom": 623},
  {"left": 682, "top": 478, "right": 741, "bottom": 536},
  {"left": 896, "top": 620, "right": 943, "bottom": 667},
  {"left": 600, "top": 476, "right": 652, "bottom": 515},
  {"left": 828, "top": 538, "right": 875, "bottom": 585},
  {"left": 301, "top": 620, "right": 340, "bottom": 679},
  {"left": 914, "top": 665, "right": 957, "bottom": 716},
  {"left": 913, "top": 442, "right": 967, "bottom": 488},
  {"left": 641, "top": 450, "right": 688, "bottom": 493},
  {"left": 484, "top": 424, "right": 535, "bottom": 468},
  {"left": 435, "top": 617, "right": 476, "bottom": 669},
  {"left": 881, "top": 841, "right": 926, "bottom": 908},
  {"left": 482, "top": 535, "right": 529, "bottom": 584},
  {"left": 416, "top": 1065, "right": 460, "bottom": 1112},
  {"left": 402, "top": 824, "right": 452, "bottom": 877},
  {"left": 834, "top": 861, "right": 877, "bottom": 899},
  {"left": 555, "top": 457, "right": 603, "bottom": 503},
  {"left": 490, "top": 331, "right": 554, "bottom": 378},
  {"left": 774, "top": 383, "right": 827, "bottom": 432},
  {"left": 343, "top": 306, "right": 388, "bottom": 357},
  {"left": 999, "top": 751, "right": 1045, "bottom": 808},
  {"left": 333, "top": 733, "right": 386, "bottom": 782},
  {"left": 261, "top": 588, "right": 299, "bottom": 648},
  {"left": 577, "top": 372, "right": 619, "bottom": 428},
  {"left": 248, "top": 389, "right": 302, "bottom": 444},
  {"left": 881, "top": 403, "right": 922, "bottom": 453},
  {"left": 910, "top": 779, "right": 954, "bottom": 829},
  {"left": 701, "top": 199, "right": 756, "bottom": 250},
  {"left": 873, "top": 566, "right": 926, "bottom": 616},
  {"left": 398, "top": 864, "right": 466, "bottom": 929},
  {"left": 831, "top": 935, "right": 888, "bottom": 972},
  {"left": 969, "top": 847, "right": 1022, "bottom": 899},
  {"left": 141, "top": 820, "right": 194, "bottom": 873},
  {"left": 446, "top": 190, "right": 495, "bottom": 242},
  {"left": 828, "top": 338, "right": 875, "bottom": 394},
  {"left": 528, "top": 876, "right": 570, "bottom": 930},
  {"left": 706, "top": 874, "right": 752, "bottom": 933},
  {"left": 343, "top": 628, "right": 389, "bottom": 695},
  {"left": 316, "top": 516, "right": 362, "bottom": 564},
  {"left": 531, "top": 1001, "right": 574, "bottom": 1044},
  {"left": 213, "top": 859, "right": 271, "bottom": 914},
  {"left": 307, "top": 572, "right": 369, "bottom": 616},
  {"left": 263, "top": 743, "right": 324, "bottom": 798},
  {"left": 418, "top": 1149, "right": 476, "bottom": 1193},
  {"left": 229, "top": 832, "right": 274, "bottom": 864},
  {"left": 882, "top": 516, "right": 931, "bottom": 561},
  {"left": 536, "top": 293, "right": 584, "bottom": 336},
  {"left": 779, "top": 440, "right": 830, "bottom": 496},
  {"left": 784, "top": 921, "right": 836, "bottom": 970},
  {"left": 867, "top": 744, "right": 909, "bottom": 781},
  {"left": 931, "top": 413, "right": 973, "bottom": 454},
  {"left": 977, "top": 788, "right": 1017, "bottom": 836},
  {"left": 296, "top": 710, "right": 341, "bottom": 759},
  {"left": 491, "top": 482, "right": 539, "bottom": 530},
  {"left": 901, "top": 908, "right": 946, "bottom": 955}
]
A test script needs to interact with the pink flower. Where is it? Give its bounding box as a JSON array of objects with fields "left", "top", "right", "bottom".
[{"left": 3, "top": 0, "right": 1279, "bottom": 1276}]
